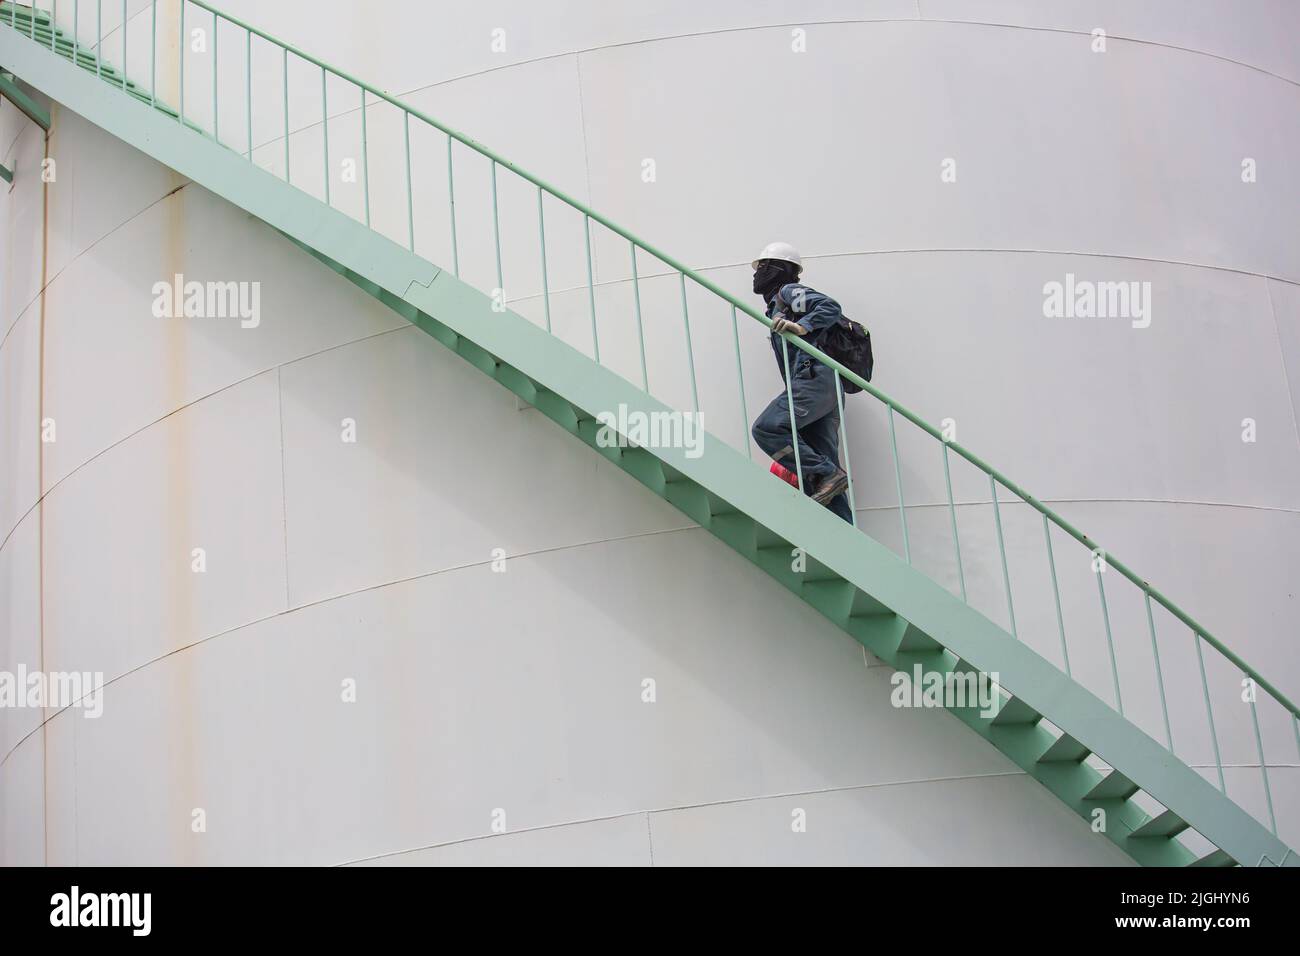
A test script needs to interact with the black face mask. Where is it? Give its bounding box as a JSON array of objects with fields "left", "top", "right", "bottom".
[{"left": 752, "top": 260, "right": 794, "bottom": 300}]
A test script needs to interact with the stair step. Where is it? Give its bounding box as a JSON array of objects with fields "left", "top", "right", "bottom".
[
  {"left": 1084, "top": 770, "right": 1138, "bottom": 802},
  {"left": 495, "top": 363, "right": 537, "bottom": 404},
  {"left": 19, "top": 26, "right": 58, "bottom": 42},
  {"left": 1037, "top": 733, "right": 1090, "bottom": 764},
  {"left": 532, "top": 389, "right": 579, "bottom": 434},
  {"left": 3, "top": 14, "right": 53, "bottom": 29},
  {"left": 1189, "top": 849, "right": 1235, "bottom": 868},
  {"left": 844, "top": 613, "right": 945, "bottom": 662},
  {"left": 660, "top": 461, "right": 688, "bottom": 484},
  {"left": 801, "top": 579, "right": 855, "bottom": 620},
  {"left": 663, "top": 480, "right": 712, "bottom": 526},
  {"left": 849, "top": 589, "right": 889, "bottom": 617},
  {"left": 619, "top": 446, "right": 666, "bottom": 491},
  {"left": 951, "top": 655, "right": 982, "bottom": 675},
  {"left": 702, "top": 490, "right": 738, "bottom": 518},
  {"left": 896, "top": 621, "right": 942, "bottom": 653},
  {"left": 799, "top": 556, "right": 843, "bottom": 584},
  {"left": 349, "top": 273, "right": 383, "bottom": 299},
  {"left": 990, "top": 696, "right": 1041, "bottom": 727},
  {"left": 709, "top": 512, "right": 756, "bottom": 552},
  {"left": 376, "top": 291, "right": 418, "bottom": 324},
  {"left": 455, "top": 337, "right": 498, "bottom": 377},
  {"left": 414, "top": 314, "right": 457, "bottom": 350},
  {"left": 5, "top": 31, "right": 108, "bottom": 69},
  {"left": 1129, "top": 809, "right": 1189, "bottom": 839},
  {"left": 578, "top": 417, "right": 620, "bottom": 462},
  {"left": 754, "top": 542, "right": 803, "bottom": 589},
  {"left": 754, "top": 525, "right": 791, "bottom": 552}
]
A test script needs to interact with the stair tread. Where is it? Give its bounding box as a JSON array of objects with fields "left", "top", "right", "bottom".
[
  {"left": 1084, "top": 770, "right": 1139, "bottom": 802},
  {"left": 990, "top": 696, "right": 1040, "bottom": 727},
  {"left": 1130, "top": 809, "right": 1189, "bottom": 839},
  {"left": 1038, "top": 733, "right": 1090, "bottom": 764}
]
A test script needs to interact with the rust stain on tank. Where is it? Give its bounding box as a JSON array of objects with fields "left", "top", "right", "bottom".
[{"left": 161, "top": 176, "right": 200, "bottom": 866}]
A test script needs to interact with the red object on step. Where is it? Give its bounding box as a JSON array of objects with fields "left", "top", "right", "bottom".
[{"left": 770, "top": 461, "right": 799, "bottom": 487}]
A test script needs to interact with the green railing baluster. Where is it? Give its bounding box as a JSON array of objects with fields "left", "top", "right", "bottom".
[
  {"left": 446, "top": 135, "right": 458, "bottom": 276},
  {"left": 177, "top": 0, "right": 182, "bottom": 123},
  {"left": 990, "top": 475, "right": 1017, "bottom": 639},
  {"left": 889, "top": 408, "right": 910, "bottom": 564},
  {"left": 583, "top": 215, "right": 598, "bottom": 362},
  {"left": 402, "top": 110, "right": 413, "bottom": 251},
  {"left": 320, "top": 66, "right": 329, "bottom": 205},
  {"left": 1044, "top": 514, "right": 1068, "bottom": 674},
  {"left": 1144, "top": 592, "right": 1173, "bottom": 750},
  {"left": 834, "top": 370, "right": 856, "bottom": 527},
  {"left": 1246, "top": 686, "right": 1276, "bottom": 835},
  {"left": 729, "top": 305, "right": 749, "bottom": 460},
  {"left": 489, "top": 159, "right": 502, "bottom": 295},
  {"left": 679, "top": 273, "right": 698, "bottom": 413},
  {"left": 244, "top": 28, "right": 250, "bottom": 160},
  {"left": 50, "top": 0, "right": 56, "bottom": 51},
  {"left": 629, "top": 242, "right": 647, "bottom": 393},
  {"left": 210, "top": 7, "right": 216, "bottom": 140},
  {"left": 1096, "top": 561, "right": 1122, "bottom": 714},
  {"left": 94, "top": 0, "right": 99, "bottom": 78},
  {"left": 780, "top": 339, "right": 803, "bottom": 493},
  {"left": 281, "top": 45, "right": 288, "bottom": 181},
  {"left": 359, "top": 86, "right": 370, "bottom": 227},
  {"left": 943, "top": 444, "right": 967, "bottom": 602},
  {"left": 1194, "top": 630, "right": 1226, "bottom": 794},
  {"left": 72, "top": 0, "right": 78, "bottom": 64},
  {"left": 536, "top": 186, "right": 550, "bottom": 333},
  {"left": 30, "top": 0, "right": 36, "bottom": 37}
]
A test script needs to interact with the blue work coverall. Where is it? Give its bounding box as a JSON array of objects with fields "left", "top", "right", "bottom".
[{"left": 751, "top": 282, "right": 853, "bottom": 522}]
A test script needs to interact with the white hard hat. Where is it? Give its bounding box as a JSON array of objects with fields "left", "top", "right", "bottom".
[{"left": 751, "top": 241, "right": 803, "bottom": 274}]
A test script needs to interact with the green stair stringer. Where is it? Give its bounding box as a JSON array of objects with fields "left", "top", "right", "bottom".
[{"left": 2, "top": 14, "right": 1294, "bottom": 868}]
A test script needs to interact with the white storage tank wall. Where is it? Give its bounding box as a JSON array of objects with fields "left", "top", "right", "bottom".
[{"left": 1, "top": 0, "right": 1296, "bottom": 863}]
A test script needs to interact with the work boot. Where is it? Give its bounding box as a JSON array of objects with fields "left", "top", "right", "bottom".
[{"left": 811, "top": 468, "right": 849, "bottom": 506}]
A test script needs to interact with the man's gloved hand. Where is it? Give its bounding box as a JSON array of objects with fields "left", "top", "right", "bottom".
[{"left": 772, "top": 317, "right": 807, "bottom": 336}]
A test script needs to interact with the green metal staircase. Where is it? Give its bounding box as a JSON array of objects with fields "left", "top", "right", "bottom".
[{"left": 2, "top": 1, "right": 1296, "bottom": 866}]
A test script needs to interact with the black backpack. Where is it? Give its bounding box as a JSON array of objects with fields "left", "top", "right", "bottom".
[{"left": 820, "top": 317, "right": 873, "bottom": 391}]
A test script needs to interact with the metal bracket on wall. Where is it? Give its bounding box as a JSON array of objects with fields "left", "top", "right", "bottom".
[{"left": 0, "top": 68, "right": 49, "bottom": 129}]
